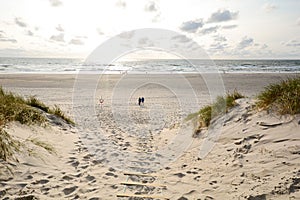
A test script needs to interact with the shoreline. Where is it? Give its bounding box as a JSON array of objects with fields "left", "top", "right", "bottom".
[{"left": 1, "top": 71, "right": 300, "bottom": 75}]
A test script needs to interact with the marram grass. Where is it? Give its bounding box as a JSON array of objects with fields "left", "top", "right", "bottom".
[
  {"left": 190, "top": 90, "right": 244, "bottom": 136},
  {"left": 0, "top": 86, "right": 74, "bottom": 161},
  {"left": 256, "top": 77, "right": 300, "bottom": 115}
]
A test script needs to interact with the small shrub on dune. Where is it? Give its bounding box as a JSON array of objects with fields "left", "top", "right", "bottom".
[
  {"left": 198, "top": 105, "right": 212, "bottom": 127},
  {"left": 256, "top": 77, "right": 300, "bottom": 115},
  {"left": 201, "top": 90, "right": 244, "bottom": 127},
  {"left": 192, "top": 91, "right": 244, "bottom": 136}
]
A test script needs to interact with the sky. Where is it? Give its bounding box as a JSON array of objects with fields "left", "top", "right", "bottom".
[{"left": 0, "top": 0, "right": 299, "bottom": 59}]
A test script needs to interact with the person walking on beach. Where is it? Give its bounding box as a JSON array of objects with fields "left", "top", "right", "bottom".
[
  {"left": 138, "top": 97, "right": 141, "bottom": 106},
  {"left": 141, "top": 97, "right": 144, "bottom": 105}
]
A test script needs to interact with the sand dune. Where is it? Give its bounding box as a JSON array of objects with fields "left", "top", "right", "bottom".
[{"left": 0, "top": 73, "right": 299, "bottom": 199}]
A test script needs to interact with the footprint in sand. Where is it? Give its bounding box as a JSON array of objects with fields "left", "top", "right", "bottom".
[
  {"left": 32, "top": 179, "right": 49, "bottom": 185},
  {"left": 62, "top": 186, "right": 78, "bottom": 195},
  {"left": 174, "top": 173, "right": 185, "bottom": 178},
  {"left": 85, "top": 174, "right": 95, "bottom": 182}
]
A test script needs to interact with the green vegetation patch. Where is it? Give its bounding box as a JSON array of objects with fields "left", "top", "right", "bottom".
[
  {"left": 256, "top": 77, "right": 300, "bottom": 115},
  {"left": 0, "top": 86, "right": 74, "bottom": 161},
  {"left": 190, "top": 90, "right": 244, "bottom": 136},
  {"left": 0, "top": 87, "right": 46, "bottom": 126}
]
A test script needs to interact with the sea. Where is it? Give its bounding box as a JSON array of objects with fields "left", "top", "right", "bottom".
[{"left": 0, "top": 57, "right": 299, "bottom": 74}]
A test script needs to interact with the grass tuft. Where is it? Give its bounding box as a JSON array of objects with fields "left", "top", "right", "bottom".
[
  {"left": 0, "top": 128, "right": 20, "bottom": 161},
  {"left": 49, "top": 105, "right": 75, "bottom": 125},
  {"left": 256, "top": 77, "right": 300, "bottom": 115},
  {"left": 0, "top": 87, "right": 46, "bottom": 125},
  {"left": 0, "top": 86, "right": 74, "bottom": 160},
  {"left": 27, "top": 96, "right": 50, "bottom": 113},
  {"left": 192, "top": 90, "right": 244, "bottom": 136}
]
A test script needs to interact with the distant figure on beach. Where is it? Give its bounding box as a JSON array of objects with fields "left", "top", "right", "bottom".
[
  {"left": 138, "top": 97, "right": 141, "bottom": 106},
  {"left": 141, "top": 97, "right": 144, "bottom": 105}
]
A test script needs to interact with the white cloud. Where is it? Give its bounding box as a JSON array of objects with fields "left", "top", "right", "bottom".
[
  {"left": 15, "top": 17, "right": 27, "bottom": 27},
  {"left": 297, "top": 18, "right": 300, "bottom": 26},
  {"left": 199, "top": 26, "right": 219, "bottom": 35},
  {"left": 116, "top": 0, "right": 126, "bottom": 8},
  {"left": 119, "top": 30, "right": 135, "bottom": 39},
  {"left": 27, "top": 30, "right": 34, "bottom": 36},
  {"left": 69, "top": 38, "right": 84, "bottom": 45},
  {"left": 50, "top": 33, "right": 65, "bottom": 42},
  {"left": 0, "top": 38, "right": 17, "bottom": 43},
  {"left": 222, "top": 24, "right": 238, "bottom": 29},
  {"left": 0, "top": 48, "right": 28, "bottom": 57},
  {"left": 284, "top": 39, "right": 300, "bottom": 47},
  {"left": 144, "top": 1, "right": 161, "bottom": 22},
  {"left": 145, "top": 1, "right": 158, "bottom": 12},
  {"left": 171, "top": 35, "right": 191, "bottom": 43},
  {"left": 263, "top": 3, "right": 278, "bottom": 13},
  {"left": 0, "top": 30, "right": 17, "bottom": 43},
  {"left": 49, "top": 0, "right": 63, "bottom": 7},
  {"left": 56, "top": 24, "right": 64, "bottom": 32},
  {"left": 237, "top": 36, "right": 254, "bottom": 49},
  {"left": 207, "top": 9, "right": 238, "bottom": 23},
  {"left": 261, "top": 44, "right": 268, "bottom": 49},
  {"left": 180, "top": 19, "right": 204, "bottom": 33},
  {"left": 96, "top": 28, "right": 104, "bottom": 35},
  {"left": 213, "top": 35, "right": 227, "bottom": 42}
]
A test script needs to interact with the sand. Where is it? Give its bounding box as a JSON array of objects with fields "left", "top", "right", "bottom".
[{"left": 0, "top": 73, "right": 299, "bottom": 199}]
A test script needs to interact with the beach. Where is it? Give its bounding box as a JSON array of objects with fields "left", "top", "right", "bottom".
[{"left": 0, "top": 73, "right": 299, "bottom": 199}]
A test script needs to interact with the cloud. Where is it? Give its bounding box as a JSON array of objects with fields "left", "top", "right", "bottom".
[
  {"left": 96, "top": 28, "right": 104, "bottom": 35},
  {"left": 137, "top": 37, "right": 154, "bottom": 46},
  {"left": 207, "top": 9, "right": 238, "bottom": 23},
  {"left": 261, "top": 44, "right": 268, "bottom": 49},
  {"left": 0, "top": 30, "right": 17, "bottom": 43},
  {"left": 210, "top": 43, "right": 228, "bottom": 51},
  {"left": 0, "top": 48, "right": 28, "bottom": 57},
  {"left": 56, "top": 24, "right": 64, "bottom": 32},
  {"left": 284, "top": 40, "right": 300, "bottom": 47},
  {"left": 119, "top": 30, "right": 135, "bottom": 39},
  {"left": 180, "top": 19, "right": 204, "bottom": 33},
  {"left": 222, "top": 24, "right": 238, "bottom": 29},
  {"left": 237, "top": 36, "right": 254, "bottom": 49},
  {"left": 0, "top": 38, "right": 17, "bottom": 43},
  {"left": 297, "top": 18, "right": 300, "bottom": 26},
  {"left": 209, "top": 34, "right": 228, "bottom": 54},
  {"left": 199, "top": 26, "right": 219, "bottom": 35},
  {"left": 152, "top": 13, "right": 162, "bottom": 23},
  {"left": 69, "top": 38, "right": 84, "bottom": 45},
  {"left": 15, "top": 17, "right": 27, "bottom": 27},
  {"left": 116, "top": 0, "right": 126, "bottom": 8},
  {"left": 171, "top": 35, "right": 191, "bottom": 43},
  {"left": 145, "top": 1, "right": 159, "bottom": 12},
  {"left": 49, "top": 0, "right": 63, "bottom": 7},
  {"left": 263, "top": 3, "right": 278, "bottom": 12},
  {"left": 144, "top": 1, "right": 161, "bottom": 22},
  {"left": 50, "top": 33, "right": 65, "bottom": 42},
  {"left": 27, "top": 30, "right": 34, "bottom": 36},
  {"left": 213, "top": 35, "right": 227, "bottom": 42}
]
